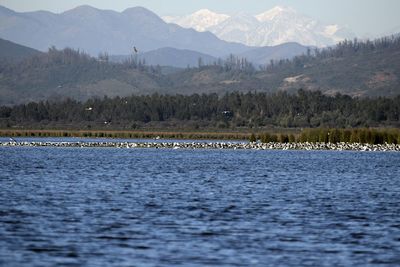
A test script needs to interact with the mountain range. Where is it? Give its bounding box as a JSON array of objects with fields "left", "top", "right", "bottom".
[
  {"left": 163, "top": 6, "right": 355, "bottom": 47},
  {"left": 0, "top": 5, "right": 313, "bottom": 67},
  {"left": 0, "top": 5, "right": 248, "bottom": 57},
  {"left": 1, "top": 4, "right": 399, "bottom": 105}
]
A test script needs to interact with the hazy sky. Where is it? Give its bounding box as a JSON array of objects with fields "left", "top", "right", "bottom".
[{"left": 1, "top": 0, "right": 399, "bottom": 37}]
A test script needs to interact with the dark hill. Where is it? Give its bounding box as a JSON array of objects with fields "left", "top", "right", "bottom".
[
  {"left": 256, "top": 36, "right": 400, "bottom": 97},
  {"left": 1, "top": 36, "right": 400, "bottom": 105},
  {"left": 238, "top": 42, "right": 309, "bottom": 66},
  {"left": 167, "top": 36, "right": 400, "bottom": 97},
  {"left": 0, "top": 47, "right": 166, "bottom": 105},
  {"left": 0, "top": 38, "right": 42, "bottom": 61}
]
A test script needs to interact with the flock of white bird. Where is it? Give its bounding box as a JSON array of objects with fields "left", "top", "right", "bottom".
[{"left": 2, "top": 140, "right": 399, "bottom": 151}]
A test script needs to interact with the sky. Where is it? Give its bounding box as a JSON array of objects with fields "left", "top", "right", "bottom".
[{"left": 0, "top": 0, "right": 399, "bottom": 37}]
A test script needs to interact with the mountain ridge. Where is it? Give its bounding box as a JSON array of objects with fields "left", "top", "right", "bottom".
[
  {"left": 0, "top": 38, "right": 42, "bottom": 61},
  {"left": 163, "top": 6, "right": 355, "bottom": 47},
  {"left": 0, "top": 5, "right": 250, "bottom": 57},
  {"left": 1, "top": 35, "right": 399, "bottom": 105}
]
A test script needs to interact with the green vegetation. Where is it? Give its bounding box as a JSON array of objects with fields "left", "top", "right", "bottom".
[
  {"left": 1, "top": 37, "right": 399, "bottom": 145},
  {"left": 1, "top": 90, "right": 399, "bottom": 129},
  {"left": 0, "top": 47, "right": 167, "bottom": 105},
  {"left": 261, "top": 36, "right": 400, "bottom": 97},
  {"left": 1, "top": 35, "right": 400, "bottom": 105},
  {"left": 2, "top": 128, "right": 399, "bottom": 145},
  {"left": 256, "top": 128, "right": 400, "bottom": 144},
  {"left": 0, "top": 89, "right": 399, "bottom": 144},
  {"left": 0, "top": 129, "right": 251, "bottom": 140}
]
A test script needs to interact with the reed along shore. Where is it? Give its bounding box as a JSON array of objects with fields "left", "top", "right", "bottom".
[
  {"left": 0, "top": 129, "right": 251, "bottom": 140},
  {"left": 1, "top": 128, "right": 399, "bottom": 145}
]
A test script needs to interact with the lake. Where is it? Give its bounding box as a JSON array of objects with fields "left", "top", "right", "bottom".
[{"left": 1, "top": 145, "right": 400, "bottom": 266}]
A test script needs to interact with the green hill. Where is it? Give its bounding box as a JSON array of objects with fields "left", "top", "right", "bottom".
[
  {"left": 170, "top": 36, "right": 400, "bottom": 97},
  {"left": 0, "top": 47, "right": 166, "bottom": 105},
  {"left": 256, "top": 37, "right": 400, "bottom": 97},
  {"left": 0, "top": 36, "right": 399, "bottom": 105}
]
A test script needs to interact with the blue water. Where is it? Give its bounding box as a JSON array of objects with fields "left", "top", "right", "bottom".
[{"left": 1, "top": 146, "right": 400, "bottom": 266}]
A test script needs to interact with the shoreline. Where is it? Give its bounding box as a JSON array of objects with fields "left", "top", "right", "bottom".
[
  {"left": 1, "top": 141, "right": 399, "bottom": 152},
  {"left": 0, "top": 129, "right": 254, "bottom": 140}
]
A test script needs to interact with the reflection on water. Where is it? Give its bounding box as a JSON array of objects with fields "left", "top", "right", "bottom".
[{"left": 1, "top": 147, "right": 400, "bottom": 266}]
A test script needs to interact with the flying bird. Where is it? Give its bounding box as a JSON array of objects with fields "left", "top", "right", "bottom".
[{"left": 133, "top": 46, "right": 138, "bottom": 53}]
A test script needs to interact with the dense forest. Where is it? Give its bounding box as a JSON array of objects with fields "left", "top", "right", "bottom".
[
  {"left": 1, "top": 90, "right": 399, "bottom": 130},
  {"left": 1, "top": 35, "right": 400, "bottom": 105}
]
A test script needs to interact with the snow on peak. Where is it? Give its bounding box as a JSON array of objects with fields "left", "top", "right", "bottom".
[
  {"left": 256, "top": 6, "right": 296, "bottom": 22},
  {"left": 162, "top": 9, "right": 228, "bottom": 32},
  {"left": 162, "top": 6, "right": 355, "bottom": 47},
  {"left": 324, "top": 24, "right": 339, "bottom": 35},
  {"left": 193, "top": 9, "right": 217, "bottom": 16}
]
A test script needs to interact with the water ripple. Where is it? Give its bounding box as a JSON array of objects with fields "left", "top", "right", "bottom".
[{"left": 1, "top": 148, "right": 400, "bottom": 266}]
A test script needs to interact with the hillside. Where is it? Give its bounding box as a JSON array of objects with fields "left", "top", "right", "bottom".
[
  {"left": 0, "top": 38, "right": 42, "bottom": 61},
  {"left": 0, "top": 48, "right": 167, "bottom": 105},
  {"left": 167, "top": 36, "right": 400, "bottom": 97},
  {"left": 110, "top": 42, "right": 308, "bottom": 68},
  {"left": 0, "top": 36, "right": 399, "bottom": 105},
  {"left": 257, "top": 36, "right": 400, "bottom": 97},
  {"left": 238, "top": 42, "right": 309, "bottom": 66},
  {"left": 110, "top": 47, "right": 217, "bottom": 68}
]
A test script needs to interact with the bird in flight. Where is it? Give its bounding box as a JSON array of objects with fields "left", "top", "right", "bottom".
[{"left": 133, "top": 46, "right": 138, "bottom": 53}]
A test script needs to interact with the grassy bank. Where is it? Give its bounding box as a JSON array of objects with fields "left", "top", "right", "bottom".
[
  {"left": 0, "top": 129, "right": 252, "bottom": 140},
  {"left": 255, "top": 128, "right": 400, "bottom": 145},
  {"left": 1, "top": 128, "right": 399, "bottom": 144}
]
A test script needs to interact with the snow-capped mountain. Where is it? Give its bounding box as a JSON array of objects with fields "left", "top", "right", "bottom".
[
  {"left": 207, "top": 13, "right": 261, "bottom": 46},
  {"left": 0, "top": 5, "right": 249, "bottom": 57},
  {"left": 163, "top": 6, "right": 355, "bottom": 47},
  {"left": 163, "top": 9, "right": 229, "bottom": 32}
]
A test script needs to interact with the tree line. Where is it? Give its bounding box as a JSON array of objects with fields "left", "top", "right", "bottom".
[
  {"left": 1, "top": 90, "right": 399, "bottom": 129},
  {"left": 264, "top": 35, "right": 400, "bottom": 72}
]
